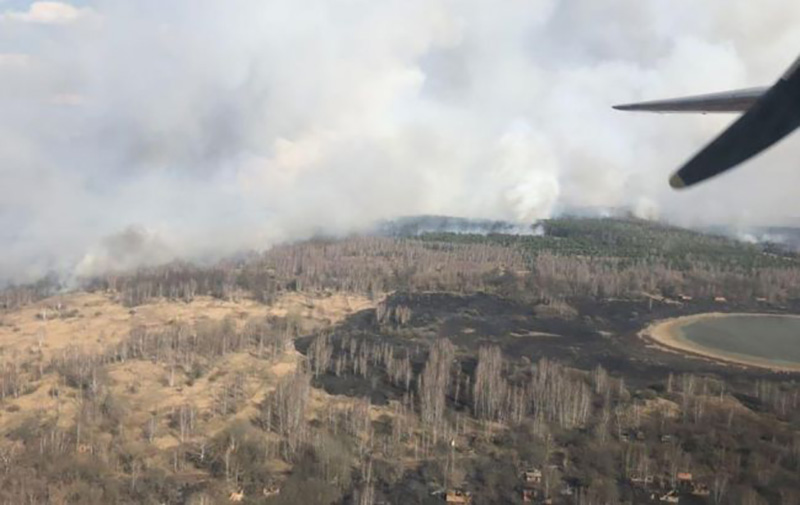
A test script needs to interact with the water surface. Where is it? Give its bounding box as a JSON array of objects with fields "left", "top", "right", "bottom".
[{"left": 676, "top": 314, "right": 800, "bottom": 367}]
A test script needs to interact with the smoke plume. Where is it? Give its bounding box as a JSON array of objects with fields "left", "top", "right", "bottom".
[{"left": 1, "top": 0, "right": 800, "bottom": 282}]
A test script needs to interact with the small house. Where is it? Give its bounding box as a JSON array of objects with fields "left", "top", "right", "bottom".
[
  {"left": 523, "top": 468, "right": 543, "bottom": 486},
  {"left": 263, "top": 485, "right": 281, "bottom": 498},
  {"left": 630, "top": 474, "right": 655, "bottom": 486},
  {"left": 445, "top": 489, "right": 472, "bottom": 504},
  {"left": 522, "top": 488, "right": 544, "bottom": 503},
  {"left": 676, "top": 472, "right": 693, "bottom": 492},
  {"left": 522, "top": 486, "right": 551, "bottom": 503},
  {"left": 659, "top": 490, "right": 680, "bottom": 503}
]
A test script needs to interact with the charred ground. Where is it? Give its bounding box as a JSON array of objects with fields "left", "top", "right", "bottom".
[
  {"left": 1, "top": 217, "right": 799, "bottom": 504},
  {"left": 303, "top": 290, "right": 800, "bottom": 404}
]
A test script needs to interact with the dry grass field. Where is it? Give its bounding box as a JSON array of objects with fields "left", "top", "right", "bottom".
[{"left": 0, "top": 291, "right": 375, "bottom": 482}]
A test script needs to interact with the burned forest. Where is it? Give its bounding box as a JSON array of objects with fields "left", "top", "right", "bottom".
[{"left": 1, "top": 217, "right": 800, "bottom": 505}]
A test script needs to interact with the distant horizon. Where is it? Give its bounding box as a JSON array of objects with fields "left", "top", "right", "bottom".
[{"left": 3, "top": 212, "right": 799, "bottom": 289}]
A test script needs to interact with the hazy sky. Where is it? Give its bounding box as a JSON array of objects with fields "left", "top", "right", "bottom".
[{"left": 2, "top": 0, "right": 800, "bottom": 282}]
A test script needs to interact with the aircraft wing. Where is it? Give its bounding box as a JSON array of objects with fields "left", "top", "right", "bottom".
[
  {"left": 615, "top": 55, "right": 800, "bottom": 188},
  {"left": 613, "top": 87, "right": 768, "bottom": 113},
  {"left": 668, "top": 71, "right": 800, "bottom": 188}
]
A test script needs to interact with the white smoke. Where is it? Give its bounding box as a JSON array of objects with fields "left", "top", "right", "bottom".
[
  {"left": 2, "top": 0, "right": 800, "bottom": 282},
  {"left": 74, "top": 225, "right": 174, "bottom": 278}
]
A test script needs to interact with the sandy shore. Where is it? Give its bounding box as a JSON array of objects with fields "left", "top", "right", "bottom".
[{"left": 640, "top": 312, "right": 800, "bottom": 373}]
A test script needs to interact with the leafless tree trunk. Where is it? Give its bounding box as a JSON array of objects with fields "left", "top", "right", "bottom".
[
  {"left": 712, "top": 473, "right": 729, "bottom": 504},
  {"left": 473, "top": 346, "right": 506, "bottom": 421},
  {"left": 418, "top": 339, "right": 455, "bottom": 444}
]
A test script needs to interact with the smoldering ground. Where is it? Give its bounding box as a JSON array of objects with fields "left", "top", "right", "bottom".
[{"left": 2, "top": 0, "right": 800, "bottom": 282}]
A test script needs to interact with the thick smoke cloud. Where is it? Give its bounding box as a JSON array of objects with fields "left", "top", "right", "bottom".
[{"left": 1, "top": 0, "right": 800, "bottom": 282}]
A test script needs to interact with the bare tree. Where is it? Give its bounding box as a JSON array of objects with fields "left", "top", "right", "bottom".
[
  {"left": 712, "top": 473, "right": 729, "bottom": 505},
  {"left": 309, "top": 334, "right": 332, "bottom": 377},
  {"left": 473, "top": 346, "right": 506, "bottom": 421},
  {"left": 261, "top": 370, "right": 311, "bottom": 458},
  {"left": 418, "top": 339, "right": 455, "bottom": 443}
]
